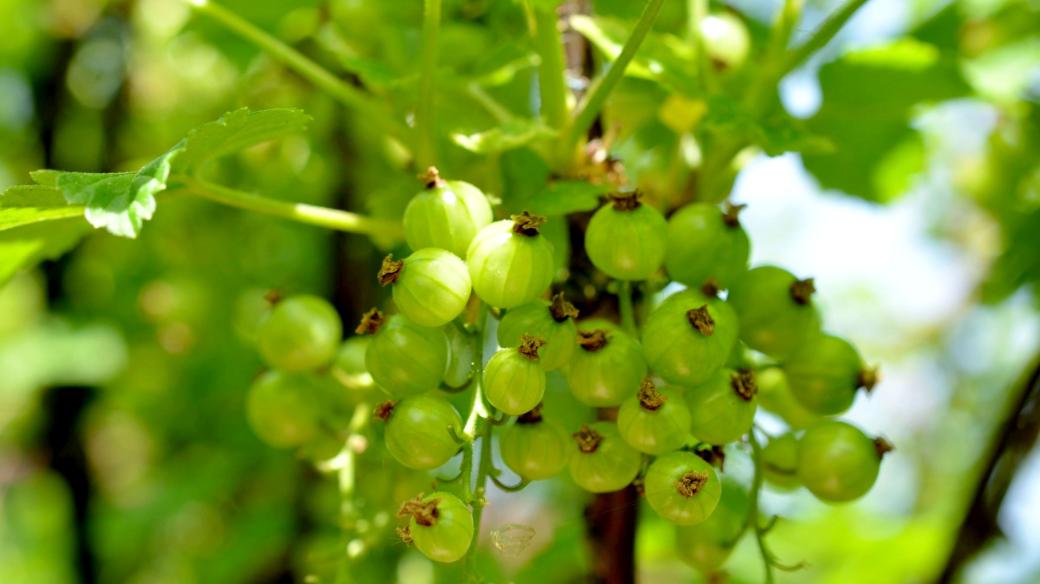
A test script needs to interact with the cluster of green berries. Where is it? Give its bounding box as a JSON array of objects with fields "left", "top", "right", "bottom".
[{"left": 242, "top": 166, "right": 890, "bottom": 569}]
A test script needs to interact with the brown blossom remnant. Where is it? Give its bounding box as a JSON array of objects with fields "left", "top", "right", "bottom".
[
  {"left": 511, "top": 211, "right": 547, "bottom": 236},
  {"left": 701, "top": 277, "right": 721, "bottom": 299},
  {"left": 577, "top": 329, "right": 609, "bottom": 352},
  {"left": 637, "top": 378, "right": 667, "bottom": 411},
  {"left": 420, "top": 166, "right": 446, "bottom": 189},
  {"left": 549, "top": 292, "right": 579, "bottom": 322},
  {"left": 374, "top": 400, "right": 396, "bottom": 421},
  {"left": 396, "top": 525, "right": 413, "bottom": 544},
  {"left": 355, "top": 307, "right": 386, "bottom": 335},
  {"left": 518, "top": 335, "right": 546, "bottom": 361},
  {"left": 722, "top": 202, "right": 746, "bottom": 228},
  {"left": 263, "top": 289, "right": 283, "bottom": 306},
  {"left": 730, "top": 369, "right": 757, "bottom": 401},
  {"left": 858, "top": 367, "right": 880, "bottom": 392},
  {"left": 790, "top": 278, "right": 816, "bottom": 305},
  {"left": 676, "top": 471, "right": 709, "bottom": 497},
  {"left": 695, "top": 444, "right": 726, "bottom": 471},
  {"left": 572, "top": 425, "right": 603, "bottom": 453},
  {"left": 608, "top": 191, "right": 643, "bottom": 212},
  {"left": 686, "top": 305, "right": 715, "bottom": 336},
  {"left": 397, "top": 494, "right": 440, "bottom": 527},
  {"left": 377, "top": 254, "right": 404, "bottom": 286},
  {"left": 517, "top": 404, "right": 543, "bottom": 425},
  {"left": 874, "top": 437, "right": 895, "bottom": 458}
]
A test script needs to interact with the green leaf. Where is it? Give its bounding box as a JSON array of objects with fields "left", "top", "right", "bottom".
[
  {"left": 0, "top": 185, "right": 85, "bottom": 231},
  {"left": 0, "top": 220, "right": 88, "bottom": 285},
  {"left": 801, "top": 38, "right": 971, "bottom": 201},
  {"left": 176, "top": 107, "right": 312, "bottom": 171},
  {"left": 30, "top": 170, "right": 154, "bottom": 238},
  {"left": 514, "top": 181, "right": 610, "bottom": 216},
  {"left": 451, "top": 119, "right": 557, "bottom": 154}
]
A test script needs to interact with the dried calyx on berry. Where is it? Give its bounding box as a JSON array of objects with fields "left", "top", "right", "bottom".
[
  {"left": 701, "top": 277, "right": 721, "bottom": 298},
  {"left": 355, "top": 307, "right": 386, "bottom": 335},
  {"left": 638, "top": 378, "right": 667, "bottom": 411},
  {"left": 858, "top": 366, "right": 880, "bottom": 391},
  {"left": 686, "top": 305, "right": 715, "bottom": 336},
  {"left": 577, "top": 329, "right": 609, "bottom": 352},
  {"left": 511, "top": 211, "right": 547, "bottom": 236},
  {"left": 789, "top": 278, "right": 816, "bottom": 305},
  {"left": 377, "top": 255, "right": 404, "bottom": 286},
  {"left": 572, "top": 424, "right": 603, "bottom": 453},
  {"left": 874, "top": 437, "right": 895, "bottom": 458},
  {"left": 374, "top": 400, "right": 396, "bottom": 421},
  {"left": 676, "top": 471, "right": 709, "bottom": 497},
  {"left": 721, "top": 201, "right": 746, "bottom": 228},
  {"left": 518, "top": 335, "right": 546, "bottom": 360},
  {"left": 397, "top": 493, "right": 441, "bottom": 527},
  {"left": 608, "top": 191, "right": 643, "bottom": 211},
  {"left": 420, "top": 166, "right": 446, "bottom": 189},
  {"left": 516, "top": 404, "right": 544, "bottom": 424},
  {"left": 549, "top": 292, "right": 579, "bottom": 322},
  {"left": 730, "top": 369, "right": 757, "bottom": 401}
]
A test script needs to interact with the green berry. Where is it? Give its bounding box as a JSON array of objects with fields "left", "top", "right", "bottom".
[
  {"left": 762, "top": 432, "right": 801, "bottom": 491},
  {"left": 404, "top": 167, "right": 493, "bottom": 257},
  {"left": 257, "top": 295, "right": 342, "bottom": 371},
  {"left": 331, "top": 336, "right": 374, "bottom": 392},
  {"left": 442, "top": 323, "right": 476, "bottom": 390},
  {"left": 499, "top": 406, "right": 570, "bottom": 480},
  {"left": 785, "top": 333, "right": 875, "bottom": 415},
  {"left": 617, "top": 378, "right": 691, "bottom": 454},
  {"left": 686, "top": 369, "right": 757, "bottom": 445},
  {"left": 359, "top": 310, "right": 448, "bottom": 397},
  {"left": 466, "top": 212, "right": 555, "bottom": 309},
  {"left": 564, "top": 322, "right": 647, "bottom": 407},
  {"left": 246, "top": 370, "right": 322, "bottom": 448},
  {"left": 400, "top": 491, "right": 473, "bottom": 563},
  {"left": 756, "top": 367, "right": 820, "bottom": 429},
  {"left": 727, "top": 266, "right": 822, "bottom": 359},
  {"left": 568, "top": 422, "right": 642, "bottom": 493},
  {"left": 584, "top": 192, "right": 667, "bottom": 280},
  {"left": 380, "top": 395, "right": 462, "bottom": 470},
  {"left": 700, "top": 12, "right": 751, "bottom": 72},
  {"left": 642, "top": 290, "right": 739, "bottom": 387},
  {"left": 643, "top": 451, "right": 721, "bottom": 525},
  {"left": 665, "top": 202, "right": 750, "bottom": 292},
  {"left": 675, "top": 477, "right": 750, "bottom": 571},
  {"left": 496, "top": 293, "right": 578, "bottom": 371},
  {"left": 378, "top": 249, "right": 471, "bottom": 328},
  {"left": 796, "top": 420, "right": 891, "bottom": 503},
  {"left": 484, "top": 336, "right": 547, "bottom": 416}
]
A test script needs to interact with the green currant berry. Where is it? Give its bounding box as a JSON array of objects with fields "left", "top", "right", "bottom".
[
  {"left": 584, "top": 192, "right": 667, "bottom": 281},
  {"left": 726, "top": 266, "right": 821, "bottom": 359},
  {"left": 331, "top": 336, "right": 374, "bottom": 392},
  {"left": 564, "top": 323, "right": 648, "bottom": 407},
  {"left": 404, "top": 167, "right": 493, "bottom": 257},
  {"left": 378, "top": 249, "right": 471, "bottom": 328},
  {"left": 644, "top": 451, "right": 721, "bottom": 525},
  {"left": 665, "top": 202, "right": 750, "bottom": 292},
  {"left": 246, "top": 370, "right": 321, "bottom": 448},
  {"left": 687, "top": 369, "right": 757, "bottom": 445},
  {"left": 499, "top": 406, "right": 570, "bottom": 480},
  {"left": 359, "top": 310, "right": 449, "bottom": 397},
  {"left": 617, "top": 378, "right": 691, "bottom": 454},
  {"left": 484, "top": 336, "right": 547, "bottom": 415},
  {"left": 762, "top": 432, "right": 801, "bottom": 491},
  {"left": 676, "top": 476, "right": 750, "bottom": 571},
  {"left": 466, "top": 212, "right": 555, "bottom": 309},
  {"left": 380, "top": 395, "right": 463, "bottom": 470},
  {"left": 399, "top": 491, "right": 473, "bottom": 563},
  {"left": 756, "top": 367, "right": 820, "bottom": 429},
  {"left": 796, "top": 420, "right": 891, "bottom": 503},
  {"left": 257, "top": 295, "right": 341, "bottom": 371},
  {"left": 568, "top": 422, "right": 642, "bottom": 493},
  {"left": 442, "top": 323, "right": 476, "bottom": 390},
  {"left": 785, "top": 333, "right": 876, "bottom": 415},
  {"left": 496, "top": 293, "right": 579, "bottom": 371},
  {"left": 642, "top": 290, "right": 738, "bottom": 386},
  {"left": 700, "top": 12, "right": 751, "bottom": 72}
]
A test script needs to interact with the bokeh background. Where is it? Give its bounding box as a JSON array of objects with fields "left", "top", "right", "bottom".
[{"left": 1, "top": 0, "right": 1039, "bottom": 583}]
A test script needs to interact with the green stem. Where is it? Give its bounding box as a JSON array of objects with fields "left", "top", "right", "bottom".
[
  {"left": 176, "top": 176, "right": 404, "bottom": 239},
  {"left": 768, "top": 0, "right": 803, "bottom": 58},
  {"left": 618, "top": 280, "right": 637, "bottom": 335},
  {"left": 748, "top": 430, "right": 775, "bottom": 584},
  {"left": 466, "top": 83, "right": 515, "bottom": 124},
  {"left": 416, "top": 0, "right": 442, "bottom": 168},
  {"left": 183, "top": 0, "right": 408, "bottom": 142},
  {"left": 532, "top": 6, "right": 570, "bottom": 131},
  {"left": 781, "top": 0, "right": 870, "bottom": 76},
  {"left": 689, "top": 0, "right": 714, "bottom": 94},
  {"left": 463, "top": 303, "right": 492, "bottom": 576},
  {"left": 559, "top": 0, "right": 665, "bottom": 169}
]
